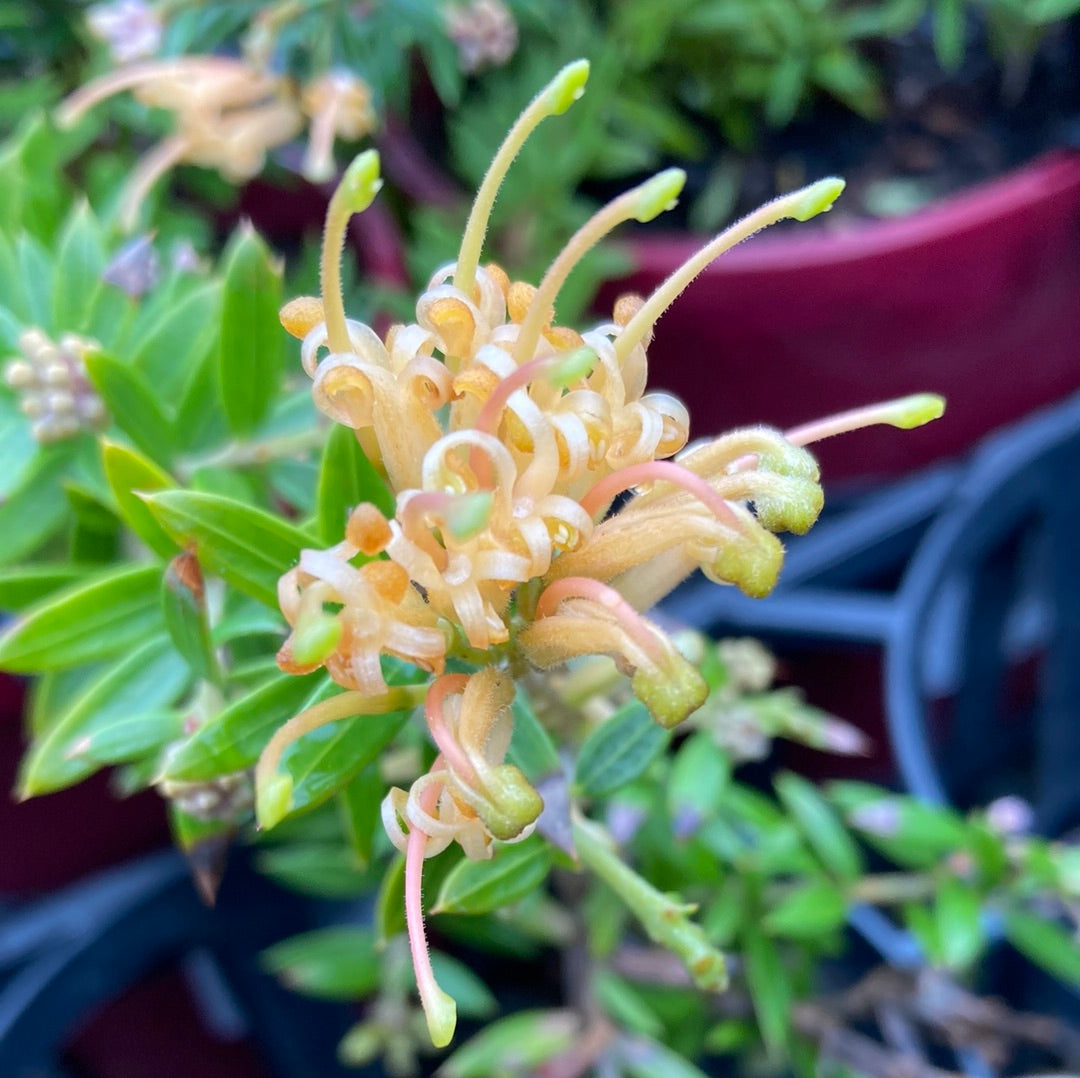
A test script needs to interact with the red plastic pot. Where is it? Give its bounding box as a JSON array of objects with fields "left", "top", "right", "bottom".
[{"left": 598, "top": 150, "right": 1080, "bottom": 483}]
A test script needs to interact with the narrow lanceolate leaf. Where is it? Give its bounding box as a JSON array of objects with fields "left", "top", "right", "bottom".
[
  {"left": 775, "top": 772, "right": 863, "bottom": 881},
  {"left": 84, "top": 351, "right": 176, "bottom": 467},
  {"left": 52, "top": 201, "right": 106, "bottom": 331},
  {"left": 279, "top": 708, "right": 410, "bottom": 823},
  {"left": 262, "top": 927, "right": 381, "bottom": 1001},
  {"left": 142, "top": 490, "right": 315, "bottom": 607},
  {"left": 439, "top": 1010, "right": 577, "bottom": 1078},
  {"left": 742, "top": 922, "right": 790, "bottom": 1058},
  {"left": 102, "top": 440, "right": 177, "bottom": 558},
  {"left": 575, "top": 702, "right": 669, "bottom": 799},
  {"left": 160, "top": 671, "right": 327, "bottom": 782},
  {"left": 508, "top": 693, "right": 561, "bottom": 781},
  {"left": 935, "top": 877, "right": 985, "bottom": 970},
  {"left": 762, "top": 879, "right": 847, "bottom": 940},
  {"left": 0, "top": 563, "right": 163, "bottom": 673},
  {"left": 18, "top": 636, "right": 188, "bottom": 796},
  {"left": 338, "top": 763, "right": 384, "bottom": 866},
  {"left": 1003, "top": 911, "right": 1080, "bottom": 986},
  {"left": 0, "top": 564, "right": 91, "bottom": 613},
  {"left": 433, "top": 836, "right": 553, "bottom": 915},
  {"left": 161, "top": 553, "right": 219, "bottom": 685},
  {"left": 216, "top": 223, "right": 285, "bottom": 435},
  {"left": 316, "top": 423, "right": 393, "bottom": 542}
]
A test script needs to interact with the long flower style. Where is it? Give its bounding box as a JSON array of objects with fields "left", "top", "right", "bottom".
[{"left": 263, "top": 60, "right": 944, "bottom": 1046}]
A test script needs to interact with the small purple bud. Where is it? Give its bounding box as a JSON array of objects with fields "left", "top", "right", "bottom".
[
  {"left": 104, "top": 233, "right": 159, "bottom": 297},
  {"left": 985, "top": 795, "right": 1034, "bottom": 836},
  {"left": 606, "top": 802, "right": 646, "bottom": 846},
  {"left": 820, "top": 718, "right": 872, "bottom": 756}
]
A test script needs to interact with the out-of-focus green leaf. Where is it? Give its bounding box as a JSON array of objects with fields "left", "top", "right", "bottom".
[
  {"left": 439, "top": 1009, "right": 577, "bottom": 1078},
  {"left": 142, "top": 490, "right": 315, "bottom": 606},
  {"left": 161, "top": 553, "right": 219, "bottom": 685},
  {"left": 619, "top": 1035, "right": 713, "bottom": 1078},
  {"left": 257, "top": 843, "right": 374, "bottom": 899},
  {"left": 508, "top": 693, "right": 560, "bottom": 781},
  {"left": 18, "top": 635, "right": 188, "bottom": 795},
  {"left": 316, "top": 422, "right": 392, "bottom": 542},
  {"left": 338, "top": 762, "right": 383, "bottom": 866},
  {"left": 429, "top": 952, "right": 498, "bottom": 1019},
  {"left": 0, "top": 447, "right": 74, "bottom": 567},
  {"left": 52, "top": 201, "right": 106, "bottom": 331},
  {"left": 742, "top": 922, "right": 789, "bottom": 1057},
  {"left": 934, "top": 877, "right": 985, "bottom": 970},
  {"left": 775, "top": 772, "right": 862, "bottom": 880},
  {"left": 84, "top": 351, "right": 176, "bottom": 467},
  {"left": 161, "top": 671, "right": 327, "bottom": 781},
  {"left": 216, "top": 223, "right": 285, "bottom": 435},
  {"left": 763, "top": 879, "right": 847, "bottom": 940},
  {"left": 1003, "top": 910, "right": 1080, "bottom": 986},
  {"left": 575, "top": 702, "right": 669, "bottom": 798},
  {"left": 262, "top": 926, "right": 380, "bottom": 1000},
  {"left": 594, "top": 970, "right": 664, "bottom": 1038},
  {"left": 433, "top": 836, "right": 552, "bottom": 915},
  {"left": 0, "top": 563, "right": 163, "bottom": 672},
  {"left": 101, "top": 440, "right": 177, "bottom": 558},
  {"left": 375, "top": 852, "right": 406, "bottom": 941},
  {"left": 668, "top": 732, "right": 730, "bottom": 831},
  {"left": 0, "top": 564, "right": 91, "bottom": 612}
]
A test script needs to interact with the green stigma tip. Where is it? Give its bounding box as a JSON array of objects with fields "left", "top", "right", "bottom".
[
  {"left": 546, "top": 60, "right": 590, "bottom": 116},
  {"left": 547, "top": 346, "right": 597, "bottom": 387},
  {"left": 291, "top": 613, "right": 342, "bottom": 665},
  {"left": 886, "top": 393, "right": 946, "bottom": 429},
  {"left": 256, "top": 772, "right": 293, "bottom": 830},
  {"left": 338, "top": 149, "right": 382, "bottom": 213},
  {"left": 790, "top": 176, "right": 845, "bottom": 222},
  {"left": 423, "top": 988, "right": 458, "bottom": 1048},
  {"left": 635, "top": 168, "right": 686, "bottom": 223},
  {"left": 445, "top": 491, "right": 494, "bottom": 541}
]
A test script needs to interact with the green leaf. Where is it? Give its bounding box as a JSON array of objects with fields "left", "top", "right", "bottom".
[
  {"left": 337, "top": 762, "right": 383, "bottom": 866},
  {"left": 161, "top": 671, "right": 326, "bottom": 781},
  {"left": 508, "top": 692, "right": 560, "bottom": 781},
  {"left": 142, "top": 490, "right": 315, "bottom": 607},
  {"left": 667, "top": 732, "right": 730, "bottom": 830},
  {"left": 575, "top": 702, "right": 669, "bottom": 799},
  {"left": 0, "top": 563, "right": 163, "bottom": 672},
  {"left": 429, "top": 952, "right": 498, "bottom": 1019},
  {"left": 742, "top": 922, "right": 789, "bottom": 1058},
  {"left": 18, "top": 635, "right": 188, "bottom": 795},
  {"left": 0, "top": 391, "right": 39, "bottom": 498},
  {"left": 934, "top": 877, "right": 984, "bottom": 970},
  {"left": 84, "top": 351, "right": 176, "bottom": 467},
  {"left": 1003, "top": 911, "right": 1080, "bottom": 986},
  {"left": 101, "top": 440, "right": 177, "bottom": 558},
  {"left": 932, "top": 0, "right": 967, "bottom": 69},
  {"left": 258, "top": 843, "right": 374, "bottom": 898},
  {"left": 216, "top": 223, "right": 285, "bottom": 435},
  {"left": 375, "top": 852, "right": 406, "bottom": 941},
  {"left": 439, "top": 1009, "right": 577, "bottom": 1078},
  {"left": 52, "top": 201, "right": 106, "bottom": 331},
  {"left": 433, "top": 836, "right": 552, "bottom": 915},
  {"left": 262, "top": 927, "right": 380, "bottom": 1000},
  {"left": 0, "top": 563, "right": 90, "bottom": 612},
  {"left": 161, "top": 554, "right": 219, "bottom": 684},
  {"left": 594, "top": 970, "right": 664, "bottom": 1038},
  {"left": 763, "top": 879, "right": 847, "bottom": 940},
  {"left": 316, "top": 422, "right": 393, "bottom": 542},
  {"left": 775, "top": 772, "right": 863, "bottom": 880},
  {"left": 0, "top": 447, "right": 74, "bottom": 567},
  {"left": 619, "top": 1036, "right": 712, "bottom": 1078},
  {"left": 278, "top": 702, "right": 411, "bottom": 821}
]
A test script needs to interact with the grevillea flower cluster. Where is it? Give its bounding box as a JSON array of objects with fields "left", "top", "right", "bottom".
[{"left": 258, "top": 61, "right": 944, "bottom": 1046}]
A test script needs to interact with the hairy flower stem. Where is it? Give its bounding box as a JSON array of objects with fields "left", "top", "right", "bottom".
[
  {"left": 784, "top": 393, "right": 947, "bottom": 447},
  {"left": 571, "top": 813, "right": 727, "bottom": 992},
  {"left": 614, "top": 178, "right": 845, "bottom": 364},
  {"left": 453, "top": 59, "right": 590, "bottom": 296}
]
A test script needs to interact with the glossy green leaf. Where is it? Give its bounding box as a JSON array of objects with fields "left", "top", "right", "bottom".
[
  {"left": 84, "top": 350, "right": 175, "bottom": 466},
  {"left": 278, "top": 703, "right": 411, "bottom": 821},
  {"left": 0, "top": 564, "right": 90, "bottom": 612},
  {"left": 258, "top": 843, "right": 374, "bottom": 899},
  {"left": 18, "top": 635, "right": 188, "bottom": 795},
  {"left": 0, "top": 448, "right": 74, "bottom": 567},
  {"left": 508, "top": 693, "right": 560, "bottom": 781},
  {"left": 575, "top": 702, "right": 669, "bottom": 798},
  {"left": 161, "top": 554, "right": 219, "bottom": 684},
  {"left": 316, "top": 423, "right": 393, "bottom": 542},
  {"left": 262, "top": 927, "right": 380, "bottom": 1001},
  {"left": 375, "top": 853, "right": 406, "bottom": 941},
  {"left": 173, "top": 347, "right": 228, "bottom": 451},
  {"left": 142, "top": 490, "right": 315, "bottom": 606},
  {"left": 429, "top": 953, "right": 498, "bottom": 1019},
  {"left": 433, "top": 836, "right": 552, "bottom": 915},
  {"left": 161, "top": 671, "right": 327, "bottom": 781},
  {"left": 934, "top": 877, "right": 984, "bottom": 970},
  {"left": 775, "top": 772, "right": 862, "bottom": 880},
  {"left": 1003, "top": 911, "right": 1080, "bottom": 986},
  {"left": 101, "top": 440, "right": 177, "bottom": 558},
  {"left": 742, "top": 922, "right": 789, "bottom": 1057},
  {"left": 762, "top": 879, "right": 847, "bottom": 940},
  {"left": 216, "top": 223, "right": 285, "bottom": 435},
  {"left": 0, "top": 563, "right": 163, "bottom": 672},
  {"left": 439, "top": 1009, "right": 577, "bottom": 1078}
]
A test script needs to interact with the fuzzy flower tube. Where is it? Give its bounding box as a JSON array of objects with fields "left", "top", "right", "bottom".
[{"left": 265, "top": 60, "right": 944, "bottom": 1046}]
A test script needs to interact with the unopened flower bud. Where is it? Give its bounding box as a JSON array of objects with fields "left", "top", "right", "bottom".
[{"left": 985, "top": 795, "right": 1034, "bottom": 836}]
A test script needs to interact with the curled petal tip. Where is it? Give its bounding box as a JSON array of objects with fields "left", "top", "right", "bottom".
[
  {"left": 791, "top": 176, "right": 845, "bottom": 222},
  {"left": 635, "top": 168, "right": 686, "bottom": 223},
  {"left": 546, "top": 59, "right": 590, "bottom": 116}
]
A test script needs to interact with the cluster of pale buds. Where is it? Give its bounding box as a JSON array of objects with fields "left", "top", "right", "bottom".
[
  {"left": 158, "top": 770, "right": 254, "bottom": 824},
  {"left": 58, "top": 48, "right": 378, "bottom": 229},
  {"left": 444, "top": 0, "right": 518, "bottom": 74},
  {"left": 3, "top": 329, "right": 108, "bottom": 443},
  {"left": 262, "top": 61, "right": 944, "bottom": 1047}
]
